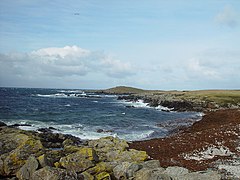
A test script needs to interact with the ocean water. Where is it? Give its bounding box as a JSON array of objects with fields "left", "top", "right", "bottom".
[{"left": 0, "top": 87, "right": 200, "bottom": 141}]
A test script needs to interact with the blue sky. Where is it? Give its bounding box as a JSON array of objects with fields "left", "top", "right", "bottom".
[{"left": 0, "top": 0, "right": 239, "bottom": 89}]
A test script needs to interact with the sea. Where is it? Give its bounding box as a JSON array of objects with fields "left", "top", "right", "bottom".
[{"left": 0, "top": 87, "right": 201, "bottom": 141}]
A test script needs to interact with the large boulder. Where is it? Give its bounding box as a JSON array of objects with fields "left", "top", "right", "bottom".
[
  {"left": 135, "top": 168, "right": 170, "bottom": 180},
  {"left": 141, "top": 160, "right": 161, "bottom": 169},
  {"left": 88, "top": 137, "right": 129, "bottom": 161},
  {"left": 59, "top": 147, "right": 98, "bottom": 172},
  {"left": 175, "top": 171, "right": 221, "bottom": 180},
  {"left": 113, "top": 162, "right": 142, "bottom": 180},
  {"left": 163, "top": 166, "right": 189, "bottom": 177},
  {"left": 87, "top": 162, "right": 118, "bottom": 175},
  {"left": 32, "top": 166, "right": 78, "bottom": 180},
  {"left": 3, "top": 138, "right": 43, "bottom": 175},
  {"left": 16, "top": 156, "right": 39, "bottom": 180},
  {"left": 106, "top": 149, "right": 148, "bottom": 162},
  {"left": 0, "top": 128, "right": 30, "bottom": 154}
]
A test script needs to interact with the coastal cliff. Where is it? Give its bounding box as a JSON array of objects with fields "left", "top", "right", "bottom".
[{"left": 97, "top": 86, "right": 240, "bottom": 112}]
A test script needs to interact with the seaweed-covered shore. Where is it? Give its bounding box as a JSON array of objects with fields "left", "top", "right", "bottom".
[{"left": 1, "top": 109, "right": 240, "bottom": 179}]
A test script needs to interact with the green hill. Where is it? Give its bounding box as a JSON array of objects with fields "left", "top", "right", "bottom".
[{"left": 103, "top": 86, "right": 146, "bottom": 94}]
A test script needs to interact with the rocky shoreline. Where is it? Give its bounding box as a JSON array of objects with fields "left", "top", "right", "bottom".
[
  {"left": 1, "top": 87, "right": 239, "bottom": 179},
  {"left": 0, "top": 121, "right": 224, "bottom": 180},
  {"left": 1, "top": 109, "right": 240, "bottom": 179}
]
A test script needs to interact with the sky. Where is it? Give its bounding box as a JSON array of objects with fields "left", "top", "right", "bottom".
[{"left": 0, "top": 0, "right": 239, "bottom": 90}]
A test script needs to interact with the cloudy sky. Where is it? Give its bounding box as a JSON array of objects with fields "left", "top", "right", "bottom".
[{"left": 0, "top": 0, "right": 239, "bottom": 90}]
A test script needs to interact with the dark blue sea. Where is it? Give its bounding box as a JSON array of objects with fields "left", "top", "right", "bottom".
[{"left": 0, "top": 87, "right": 201, "bottom": 141}]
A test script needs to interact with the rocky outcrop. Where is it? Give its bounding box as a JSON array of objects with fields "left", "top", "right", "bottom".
[
  {"left": 59, "top": 147, "right": 98, "bottom": 172},
  {"left": 0, "top": 121, "right": 7, "bottom": 127},
  {"left": 0, "top": 126, "right": 223, "bottom": 179}
]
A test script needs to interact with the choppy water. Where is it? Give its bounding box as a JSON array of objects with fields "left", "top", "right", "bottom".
[{"left": 0, "top": 87, "right": 201, "bottom": 141}]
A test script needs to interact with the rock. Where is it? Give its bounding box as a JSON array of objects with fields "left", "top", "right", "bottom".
[
  {"left": 49, "top": 127, "right": 58, "bottom": 130},
  {"left": 126, "top": 105, "right": 135, "bottom": 108},
  {"left": 97, "top": 129, "right": 104, "bottom": 133},
  {"left": 88, "top": 137, "right": 129, "bottom": 161},
  {"left": 8, "top": 124, "right": 32, "bottom": 127},
  {"left": 135, "top": 168, "right": 170, "bottom": 180},
  {"left": 60, "top": 147, "right": 98, "bottom": 172},
  {"left": 96, "top": 129, "right": 113, "bottom": 133},
  {"left": 95, "top": 172, "right": 111, "bottom": 180},
  {"left": 37, "top": 128, "right": 53, "bottom": 133},
  {"left": 163, "top": 166, "right": 189, "bottom": 177},
  {"left": 4, "top": 138, "right": 43, "bottom": 175},
  {"left": 0, "top": 155, "right": 5, "bottom": 175},
  {"left": 37, "top": 154, "right": 52, "bottom": 168},
  {"left": 106, "top": 149, "right": 148, "bottom": 162},
  {"left": 87, "top": 162, "right": 118, "bottom": 175},
  {"left": 0, "top": 121, "right": 7, "bottom": 127},
  {"left": 38, "top": 133, "right": 63, "bottom": 148},
  {"left": 16, "top": 156, "right": 39, "bottom": 180},
  {"left": 113, "top": 162, "right": 141, "bottom": 179},
  {"left": 141, "top": 160, "right": 161, "bottom": 169},
  {"left": 63, "top": 139, "right": 74, "bottom": 146},
  {"left": 32, "top": 166, "right": 78, "bottom": 180},
  {"left": 175, "top": 171, "right": 221, "bottom": 180},
  {"left": 80, "top": 171, "right": 94, "bottom": 180},
  {"left": 0, "top": 129, "right": 29, "bottom": 154}
]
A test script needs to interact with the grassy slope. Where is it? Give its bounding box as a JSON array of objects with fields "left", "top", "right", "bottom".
[{"left": 102, "top": 86, "right": 146, "bottom": 94}]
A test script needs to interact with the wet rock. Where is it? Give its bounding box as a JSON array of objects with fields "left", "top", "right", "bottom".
[
  {"left": 37, "top": 128, "right": 53, "bottom": 133},
  {"left": 106, "top": 149, "right": 148, "bottom": 162},
  {"left": 126, "top": 105, "right": 135, "bottom": 108},
  {"left": 49, "top": 127, "right": 58, "bottom": 130},
  {"left": 175, "top": 171, "right": 221, "bottom": 180},
  {"left": 16, "top": 156, "right": 39, "bottom": 180},
  {"left": 97, "top": 129, "right": 104, "bottom": 133},
  {"left": 59, "top": 147, "right": 98, "bottom": 172},
  {"left": 0, "top": 121, "right": 7, "bottom": 127},
  {"left": 38, "top": 133, "right": 63, "bottom": 148},
  {"left": 135, "top": 168, "right": 170, "bottom": 180},
  {"left": 8, "top": 124, "right": 32, "bottom": 127},
  {"left": 3, "top": 138, "right": 43, "bottom": 175},
  {"left": 32, "top": 166, "right": 78, "bottom": 180},
  {"left": 96, "top": 129, "right": 113, "bottom": 133},
  {"left": 113, "top": 162, "right": 141, "bottom": 180}
]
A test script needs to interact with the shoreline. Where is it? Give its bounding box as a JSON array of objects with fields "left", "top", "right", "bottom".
[
  {"left": 1, "top": 87, "right": 240, "bottom": 179},
  {"left": 1, "top": 109, "right": 239, "bottom": 179},
  {"left": 129, "top": 109, "right": 240, "bottom": 173}
]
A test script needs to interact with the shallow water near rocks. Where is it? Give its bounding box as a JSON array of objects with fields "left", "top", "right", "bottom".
[{"left": 0, "top": 87, "right": 200, "bottom": 141}]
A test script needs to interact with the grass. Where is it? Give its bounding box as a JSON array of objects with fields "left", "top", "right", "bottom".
[{"left": 101, "top": 86, "right": 240, "bottom": 107}]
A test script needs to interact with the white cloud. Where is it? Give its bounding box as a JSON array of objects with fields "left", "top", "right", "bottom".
[
  {"left": 185, "top": 49, "right": 240, "bottom": 85},
  {"left": 0, "top": 46, "right": 135, "bottom": 87},
  {"left": 101, "top": 56, "right": 134, "bottom": 78},
  {"left": 187, "top": 58, "right": 220, "bottom": 79},
  {"left": 215, "top": 5, "right": 238, "bottom": 28}
]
